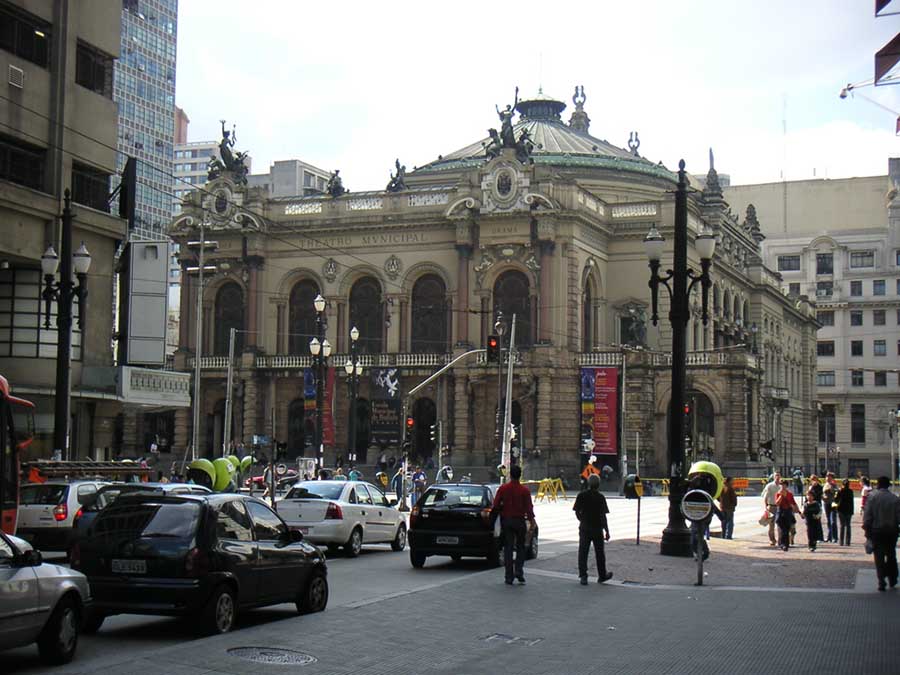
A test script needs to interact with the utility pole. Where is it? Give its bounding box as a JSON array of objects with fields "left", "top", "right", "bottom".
[
  {"left": 191, "top": 220, "right": 205, "bottom": 463},
  {"left": 501, "top": 315, "right": 517, "bottom": 477},
  {"left": 222, "top": 327, "right": 236, "bottom": 457}
]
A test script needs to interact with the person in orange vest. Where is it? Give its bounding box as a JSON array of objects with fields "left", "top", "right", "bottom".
[{"left": 581, "top": 458, "right": 601, "bottom": 482}]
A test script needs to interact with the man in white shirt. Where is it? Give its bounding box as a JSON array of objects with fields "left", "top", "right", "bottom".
[{"left": 761, "top": 472, "right": 781, "bottom": 546}]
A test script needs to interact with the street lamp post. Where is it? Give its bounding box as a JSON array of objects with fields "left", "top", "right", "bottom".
[
  {"left": 41, "top": 190, "right": 91, "bottom": 461},
  {"left": 643, "top": 160, "right": 716, "bottom": 557},
  {"left": 494, "top": 312, "right": 506, "bottom": 466},
  {"left": 309, "top": 294, "right": 330, "bottom": 468},
  {"left": 344, "top": 326, "right": 363, "bottom": 463}
]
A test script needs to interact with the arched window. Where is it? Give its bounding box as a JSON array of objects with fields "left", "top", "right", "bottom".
[
  {"left": 289, "top": 280, "right": 320, "bottom": 355},
  {"left": 214, "top": 282, "right": 243, "bottom": 356},
  {"left": 493, "top": 270, "right": 532, "bottom": 347},
  {"left": 411, "top": 274, "right": 447, "bottom": 353},
  {"left": 349, "top": 277, "right": 383, "bottom": 354},
  {"left": 712, "top": 285, "right": 720, "bottom": 316},
  {"left": 582, "top": 281, "right": 593, "bottom": 351}
]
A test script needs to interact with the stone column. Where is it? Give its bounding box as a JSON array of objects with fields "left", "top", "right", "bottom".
[
  {"left": 538, "top": 241, "right": 554, "bottom": 342},
  {"left": 455, "top": 244, "right": 472, "bottom": 346},
  {"left": 242, "top": 376, "right": 258, "bottom": 446},
  {"left": 336, "top": 301, "right": 346, "bottom": 353},
  {"left": 536, "top": 372, "right": 553, "bottom": 455},
  {"left": 178, "top": 261, "right": 192, "bottom": 350},
  {"left": 399, "top": 300, "right": 408, "bottom": 352},
  {"left": 174, "top": 408, "right": 190, "bottom": 460},
  {"left": 453, "top": 375, "right": 470, "bottom": 458},
  {"left": 245, "top": 260, "right": 261, "bottom": 351},
  {"left": 122, "top": 408, "right": 139, "bottom": 456}
]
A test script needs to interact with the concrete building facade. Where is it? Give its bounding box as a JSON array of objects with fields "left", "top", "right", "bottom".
[
  {"left": 247, "top": 159, "right": 331, "bottom": 198},
  {"left": 727, "top": 162, "right": 900, "bottom": 478},
  {"left": 168, "top": 88, "right": 818, "bottom": 479}
]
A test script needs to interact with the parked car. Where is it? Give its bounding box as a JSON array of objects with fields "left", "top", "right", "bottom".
[
  {"left": 68, "top": 483, "right": 211, "bottom": 560},
  {"left": 0, "top": 531, "right": 91, "bottom": 664},
  {"left": 407, "top": 483, "right": 538, "bottom": 568},
  {"left": 277, "top": 480, "right": 407, "bottom": 557},
  {"left": 245, "top": 469, "right": 299, "bottom": 490},
  {"left": 17, "top": 480, "right": 108, "bottom": 551},
  {"left": 71, "top": 492, "right": 327, "bottom": 635}
]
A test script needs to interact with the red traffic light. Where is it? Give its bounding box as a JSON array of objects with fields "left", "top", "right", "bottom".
[
  {"left": 406, "top": 416, "right": 415, "bottom": 429},
  {"left": 683, "top": 403, "right": 691, "bottom": 415},
  {"left": 488, "top": 336, "right": 498, "bottom": 348}
]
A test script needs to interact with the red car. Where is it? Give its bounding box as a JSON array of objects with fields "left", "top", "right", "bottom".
[{"left": 245, "top": 469, "right": 299, "bottom": 489}]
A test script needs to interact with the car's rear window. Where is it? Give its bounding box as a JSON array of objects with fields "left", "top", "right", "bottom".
[
  {"left": 285, "top": 483, "right": 343, "bottom": 500},
  {"left": 93, "top": 500, "right": 200, "bottom": 539},
  {"left": 422, "top": 486, "right": 489, "bottom": 507},
  {"left": 20, "top": 484, "right": 68, "bottom": 505}
]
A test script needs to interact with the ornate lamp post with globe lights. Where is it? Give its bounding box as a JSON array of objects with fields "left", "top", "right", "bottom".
[
  {"left": 41, "top": 191, "right": 91, "bottom": 461},
  {"left": 643, "top": 160, "right": 717, "bottom": 557},
  {"left": 309, "top": 294, "right": 331, "bottom": 468},
  {"left": 344, "top": 326, "right": 363, "bottom": 463}
]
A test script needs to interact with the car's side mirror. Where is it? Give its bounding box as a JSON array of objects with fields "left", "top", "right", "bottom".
[
  {"left": 288, "top": 528, "right": 304, "bottom": 543},
  {"left": 389, "top": 499, "right": 398, "bottom": 507},
  {"left": 15, "top": 549, "right": 42, "bottom": 567}
]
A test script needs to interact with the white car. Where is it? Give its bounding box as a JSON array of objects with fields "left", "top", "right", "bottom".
[
  {"left": 277, "top": 480, "right": 407, "bottom": 557},
  {"left": 17, "top": 480, "right": 108, "bottom": 551},
  {"left": 0, "top": 531, "right": 91, "bottom": 664}
]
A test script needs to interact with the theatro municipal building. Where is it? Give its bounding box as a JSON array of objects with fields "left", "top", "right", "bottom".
[{"left": 167, "top": 87, "right": 819, "bottom": 478}]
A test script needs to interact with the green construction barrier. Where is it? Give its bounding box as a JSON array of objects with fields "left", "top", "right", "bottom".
[
  {"left": 213, "top": 457, "right": 236, "bottom": 492},
  {"left": 188, "top": 458, "right": 216, "bottom": 490},
  {"left": 240, "top": 456, "right": 253, "bottom": 473}
]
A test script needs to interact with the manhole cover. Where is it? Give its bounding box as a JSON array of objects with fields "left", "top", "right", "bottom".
[
  {"left": 480, "top": 633, "right": 543, "bottom": 646},
  {"left": 228, "top": 647, "right": 317, "bottom": 666}
]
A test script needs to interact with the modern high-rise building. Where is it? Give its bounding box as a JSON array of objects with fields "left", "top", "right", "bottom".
[
  {"left": 113, "top": 0, "right": 178, "bottom": 241},
  {"left": 726, "top": 161, "right": 900, "bottom": 478},
  {"left": 248, "top": 159, "right": 330, "bottom": 197},
  {"left": 173, "top": 140, "right": 222, "bottom": 214}
]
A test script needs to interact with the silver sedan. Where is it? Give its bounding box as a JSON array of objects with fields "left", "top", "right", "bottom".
[
  {"left": 277, "top": 480, "right": 407, "bottom": 557},
  {"left": 0, "top": 531, "right": 91, "bottom": 665}
]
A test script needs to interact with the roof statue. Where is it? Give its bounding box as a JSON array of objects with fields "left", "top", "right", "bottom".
[
  {"left": 514, "top": 127, "right": 536, "bottom": 164},
  {"left": 207, "top": 120, "right": 249, "bottom": 185},
  {"left": 326, "top": 170, "right": 346, "bottom": 198},
  {"left": 484, "top": 128, "right": 503, "bottom": 159},
  {"left": 704, "top": 147, "right": 722, "bottom": 196},
  {"left": 386, "top": 159, "right": 408, "bottom": 192},
  {"left": 496, "top": 87, "right": 519, "bottom": 149},
  {"left": 568, "top": 85, "right": 591, "bottom": 133},
  {"left": 627, "top": 131, "right": 641, "bottom": 157},
  {"left": 744, "top": 203, "right": 764, "bottom": 242}
]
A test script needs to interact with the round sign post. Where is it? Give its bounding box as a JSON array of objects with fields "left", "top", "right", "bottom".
[{"left": 681, "top": 489, "right": 714, "bottom": 586}]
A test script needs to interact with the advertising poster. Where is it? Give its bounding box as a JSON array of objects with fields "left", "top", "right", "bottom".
[
  {"left": 580, "top": 367, "right": 618, "bottom": 456},
  {"left": 303, "top": 367, "right": 335, "bottom": 446},
  {"left": 371, "top": 368, "right": 401, "bottom": 446}
]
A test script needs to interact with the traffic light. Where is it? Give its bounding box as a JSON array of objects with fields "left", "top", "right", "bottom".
[
  {"left": 406, "top": 416, "right": 415, "bottom": 432},
  {"left": 683, "top": 402, "right": 691, "bottom": 416},
  {"left": 487, "top": 335, "right": 499, "bottom": 362}
]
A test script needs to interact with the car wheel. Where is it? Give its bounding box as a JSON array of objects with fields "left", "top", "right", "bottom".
[
  {"left": 526, "top": 533, "right": 539, "bottom": 560},
  {"left": 37, "top": 595, "right": 80, "bottom": 665},
  {"left": 81, "top": 609, "right": 106, "bottom": 634},
  {"left": 410, "top": 548, "right": 426, "bottom": 568},
  {"left": 451, "top": 554, "right": 462, "bottom": 563},
  {"left": 296, "top": 568, "right": 328, "bottom": 614},
  {"left": 326, "top": 543, "right": 340, "bottom": 555},
  {"left": 344, "top": 527, "right": 363, "bottom": 557},
  {"left": 391, "top": 524, "right": 407, "bottom": 551},
  {"left": 202, "top": 585, "right": 237, "bottom": 635},
  {"left": 487, "top": 543, "right": 501, "bottom": 567}
]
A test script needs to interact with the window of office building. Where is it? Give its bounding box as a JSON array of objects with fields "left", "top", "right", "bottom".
[
  {"left": 817, "top": 310, "right": 834, "bottom": 326},
  {"left": 777, "top": 255, "right": 800, "bottom": 271},
  {"left": 851, "top": 370, "right": 864, "bottom": 386},
  {"left": 850, "top": 310, "right": 863, "bottom": 326},
  {"left": 0, "top": 133, "right": 46, "bottom": 191},
  {"left": 816, "top": 341, "right": 835, "bottom": 357},
  {"left": 897, "top": 250, "right": 900, "bottom": 266},
  {"left": 874, "top": 339, "right": 886, "bottom": 356},
  {"left": 818, "top": 404, "right": 836, "bottom": 443},
  {"left": 0, "top": 268, "right": 80, "bottom": 359},
  {"left": 850, "top": 280, "right": 862, "bottom": 296},
  {"left": 75, "top": 41, "right": 113, "bottom": 98},
  {"left": 0, "top": 3, "right": 50, "bottom": 67},
  {"left": 850, "top": 251, "right": 875, "bottom": 268},
  {"left": 71, "top": 162, "right": 111, "bottom": 212},
  {"left": 874, "top": 309, "right": 886, "bottom": 326},
  {"left": 875, "top": 371, "right": 887, "bottom": 386},
  {"left": 873, "top": 279, "right": 886, "bottom": 296},
  {"left": 816, "top": 281, "right": 833, "bottom": 297},
  {"left": 847, "top": 459, "right": 870, "bottom": 478},
  {"left": 851, "top": 404, "right": 866, "bottom": 444},
  {"left": 897, "top": 279, "right": 900, "bottom": 295},
  {"left": 851, "top": 340, "right": 863, "bottom": 356},
  {"left": 816, "top": 253, "right": 833, "bottom": 275},
  {"left": 816, "top": 371, "right": 835, "bottom": 387}
]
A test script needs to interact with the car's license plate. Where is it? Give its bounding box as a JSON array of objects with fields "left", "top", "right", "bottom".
[
  {"left": 436, "top": 536, "right": 459, "bottom": 545},
  {"left": 111, "top": 559, "right": 147, "bottom": 574}
]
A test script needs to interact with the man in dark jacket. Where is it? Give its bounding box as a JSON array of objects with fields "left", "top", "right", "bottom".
[
  {"left": 573, "top": 473, "right": 613, "bottom": 585},
  {"left": 863, "top": 476, "right": 900, "bottom": 591},
  {"left": 492, "top": 464, "right": 536, "bottom": 585}
]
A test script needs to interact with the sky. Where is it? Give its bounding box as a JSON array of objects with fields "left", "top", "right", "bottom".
[{"left": 175, "top": 0, "right": 900, "bottom": 191}]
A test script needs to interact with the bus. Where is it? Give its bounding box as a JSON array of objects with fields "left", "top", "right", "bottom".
[{"left": 0, "top": 374, "right": 35, "bottom": 535}]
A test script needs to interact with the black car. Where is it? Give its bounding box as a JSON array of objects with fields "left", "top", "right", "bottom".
[
  {"left": 407, "top": 483, "right": 538, "bottom": 568},
  {"left": 71, "top": 493, "right": 327, "bottom": 634},
  {"left": 68, "top": 483, "right": 211, "bottom": 560}
]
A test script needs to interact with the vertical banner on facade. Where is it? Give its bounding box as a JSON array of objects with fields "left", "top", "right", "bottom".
[
  {"left": 580, "top": 367, "right": 618, "bottom": 456},
  {"left": 304, "top": 368, "right": 335, "bottom": 446},
  {"left": 371, "top": 368, "right": 401, "bottom": 446}
]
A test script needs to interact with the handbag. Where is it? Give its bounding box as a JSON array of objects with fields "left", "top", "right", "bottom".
[
  {"left": 865, "top": 538, "right": 874, "bottom": 554},
  {"left": 758, "top": 511, "right": 772, "bottom": 527}
]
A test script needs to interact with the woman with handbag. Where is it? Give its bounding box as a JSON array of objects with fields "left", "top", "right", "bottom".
[{"left": 775, "top": 480, "right": 800, "bottom": 551}]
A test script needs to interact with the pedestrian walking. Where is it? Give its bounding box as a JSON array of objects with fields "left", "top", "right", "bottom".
[
  {"left": 348, "top": 464, "right": 361, "bottom": 481},
  {"left": 823, "top": 472, "right": 839, "bottom": 543},
  {"left": 774, "top": 480, "right": 800, "bottom": 551},
  {"left": 411, "top": 466, "right": 427, "bottom": 508},
  {"left": 573, "top": 473, "right": 613, "bottom": 585},
  {"left": 719, "top": 476, "right": 737, "bottom": 539},
  {"left": 491, "top": 464, "right": 536, "bottom": 585},
  {"left": 835, "top": 478, "right": 855, "bottom": 546},
  {"left": 860, "top": 476, "right": 872, "bottom": 515},
  {"left": 390, "top": 466, "right": 404, "bottom": 504},
  {"left": 862, "top": 476, "right": 900, "bottom": 591},
  {"left": 762, "top": 472, "right": 781, "bottom": 546},
  {"left": 802, "top": 489, "right": 824, "bottom": 551}
]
